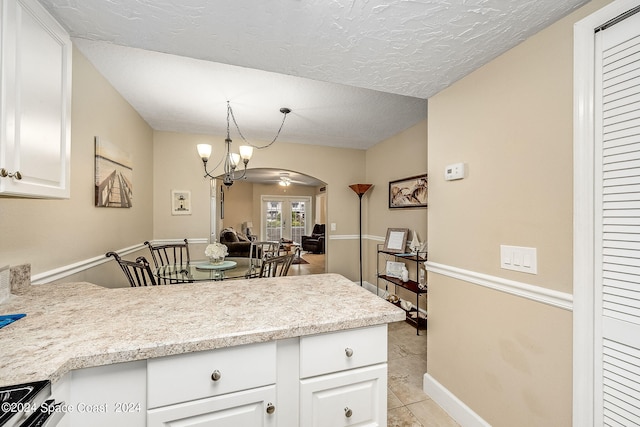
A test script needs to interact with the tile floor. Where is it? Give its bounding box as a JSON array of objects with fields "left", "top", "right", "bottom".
[{"left": 387, "top": 321, "right": 459, "bottom": 427}]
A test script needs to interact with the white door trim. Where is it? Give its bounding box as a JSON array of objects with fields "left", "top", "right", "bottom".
[{"left": 573, "top": 1, "right": 640, "bottom": 425}]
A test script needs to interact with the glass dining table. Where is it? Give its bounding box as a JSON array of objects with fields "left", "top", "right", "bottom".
[{"left": 154, "top": 257, "right": 259, "bottom": 282}]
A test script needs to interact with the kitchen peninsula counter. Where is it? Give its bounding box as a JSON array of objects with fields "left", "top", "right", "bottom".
[{"left": 0, "top": 273, "right": 405, "bottom": 387}]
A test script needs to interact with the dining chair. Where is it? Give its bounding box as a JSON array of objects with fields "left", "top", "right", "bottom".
[
  {"left": 249, "top": 241, "right": 279, "bottom": 267},
  {"left": 106, "top": 252, "right": 158, "bottom": 287},
  {"left": 257, "top": 254, "right": 294, "bottom": 278},
  {"left": 144, "top": 239, "right": 190, "bottom": 284},
  {"left": 144, "top": 239, "right": 190, "bottom": 267}
]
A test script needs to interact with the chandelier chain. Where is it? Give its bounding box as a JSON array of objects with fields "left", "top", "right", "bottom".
[{"left": 227, "top": 101, "right": 289, "bottom": 149}]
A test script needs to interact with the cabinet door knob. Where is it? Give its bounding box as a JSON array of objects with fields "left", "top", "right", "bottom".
[
  {"left": 0, "top": 169, "right": 21, "bottom": 180},
  {"left": 345, "top": 347, "right": 354, "bottom": 357},
  {"left": 210, "top": 370, "right": 221, "bottom": 381},
  {"left": 344, "top": 407, "right": 353, "bottom": 418},
  {"left": 266, "top": 403, "right": 276, "bottom": 414}
]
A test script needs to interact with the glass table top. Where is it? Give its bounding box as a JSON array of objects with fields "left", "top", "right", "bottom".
[{"left": 154, "top": 257, "right": 258, "bottom": 282}]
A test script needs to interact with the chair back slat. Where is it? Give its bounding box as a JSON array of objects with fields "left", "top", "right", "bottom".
[
  {"left": 106, "top": 252, "right": 158, "bottom": 287},
  {"left": 258, "top": 254, "right": 294, "bottom": 278},
  {"left": 249, "top": 241, "right": 279, "bottom": 269},
  {"left": 144, "top": 239, "right": 190, "bottom": 284}
]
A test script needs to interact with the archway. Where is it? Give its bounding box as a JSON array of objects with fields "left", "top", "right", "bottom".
[{"left": 210, "top": 168, "right": 328, "bottom": 272}]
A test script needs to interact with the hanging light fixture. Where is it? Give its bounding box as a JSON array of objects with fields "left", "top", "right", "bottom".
[{"left": 197, "top": 101, "right": 291, "bottom": 187}]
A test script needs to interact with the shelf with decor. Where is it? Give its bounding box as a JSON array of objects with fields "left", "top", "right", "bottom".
[{"left": 376, "top": 245, "right": 427, "bottom": 335}]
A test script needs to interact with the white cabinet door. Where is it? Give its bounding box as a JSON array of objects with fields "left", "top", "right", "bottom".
[
  {"left": 147, "top": 385, "right": 277, "bottom": 427},
  {"left": 300, "top": 364, "right": 387, "bottom": 427},
  {"left": 0, "top": 0, "right": 71, "bottom": 198}
]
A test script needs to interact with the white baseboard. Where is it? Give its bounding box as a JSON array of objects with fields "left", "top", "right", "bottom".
[{"left": 423, "top": 373, "right": 491, "bottom": 427}]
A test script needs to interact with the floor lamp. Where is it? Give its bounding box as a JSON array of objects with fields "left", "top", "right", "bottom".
[{"left": 349, "top": 184, "right": 373, "bottom": 287}]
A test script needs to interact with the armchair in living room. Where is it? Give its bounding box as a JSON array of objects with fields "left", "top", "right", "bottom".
[{"left": 301, "top": 224, "right": 325, "bottom": 254}]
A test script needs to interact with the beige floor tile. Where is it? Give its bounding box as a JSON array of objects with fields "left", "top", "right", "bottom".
[
  {"left": 388, "top": 388, "right": 404, "bottom": 410},
  {"left": 388, "top": 354, "right": 429, "bottom": 405},
  {"left": 387, "top": 406, "right": 424, "bottom": 427},
  {"left": 406, "top": 399, "right": 460, "bottom": 427}
]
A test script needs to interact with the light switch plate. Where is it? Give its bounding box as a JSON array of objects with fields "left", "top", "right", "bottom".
[
  {"left": 500, "top": 245, "right": 537, "bottom": 274},
  {"left": 445, "top": 163, "right": 465, "bottom": 180}
]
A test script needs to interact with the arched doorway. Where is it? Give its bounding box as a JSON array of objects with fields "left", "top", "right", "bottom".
[{"left": 210, "top": 168, "right": 327, "bottom": 274}]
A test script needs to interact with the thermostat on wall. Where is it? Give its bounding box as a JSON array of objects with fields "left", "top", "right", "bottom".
[{"left": 444, "top": 163, "right": 465, "bottom": 181}]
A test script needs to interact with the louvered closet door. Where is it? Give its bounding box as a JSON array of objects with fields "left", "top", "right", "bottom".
[{"left": 596, "top": 10, "right": 640, "bottom": 426}]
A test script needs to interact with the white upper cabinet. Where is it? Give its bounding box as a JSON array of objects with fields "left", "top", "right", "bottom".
[{"left": 0, "top": 0, "right": 71, "bottom": 198}]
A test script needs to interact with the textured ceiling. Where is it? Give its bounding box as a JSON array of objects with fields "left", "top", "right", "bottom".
[{"left": 38, "top": 0, "right": 589, "bottom": 149}]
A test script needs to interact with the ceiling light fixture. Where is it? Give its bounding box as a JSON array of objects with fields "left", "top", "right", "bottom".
[
  {"left": 279, "top": 173, "right": 292, "bottom": 186},
  {"left": 197, "top": 101, "right": 291, "bottom": 187}
]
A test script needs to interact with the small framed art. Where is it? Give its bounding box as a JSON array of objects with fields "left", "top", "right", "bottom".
[{"left": 171, "top": 190, "right": 191, "bottom": 215}]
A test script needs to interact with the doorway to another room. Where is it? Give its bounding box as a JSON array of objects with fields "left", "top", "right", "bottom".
[{"left": 211, "top": 168, "right": 327, "bottom": 275}]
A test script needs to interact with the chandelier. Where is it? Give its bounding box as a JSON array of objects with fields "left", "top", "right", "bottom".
[{"left": 197, "top": 101, "right": 291, "bottom": 187}]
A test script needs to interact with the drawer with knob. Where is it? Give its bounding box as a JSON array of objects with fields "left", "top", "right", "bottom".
[
  {"left": 147, "top": 341, "right": 277, "bottom": 409},
  {"left": 299, "top": 324, "right": 387, "bottom": 378},
  {"left": 300, "top": 364, "right": 387, "bottom": 427}
]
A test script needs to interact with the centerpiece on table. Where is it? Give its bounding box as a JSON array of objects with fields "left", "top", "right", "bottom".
[{"left": 205, "top": 242, "right": 228, "bottom": 265}]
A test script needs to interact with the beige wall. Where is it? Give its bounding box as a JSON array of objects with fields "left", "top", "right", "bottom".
[
  {"left": 426, "top": 0, "right": 610, "bottom": 425},
  {"left": 152, "top": 130, "right": 368, "bottom": 279},
  {"left": 365, "top": 120, "right": 428, "bottom": 307},
  {"left": 222, "top": 180, "right": 254, "bottom": 233},
  {"left": 0, "top": 47, "right": 154, "bottom": 288},
  {"left": 152, "top": 131, "right": 212, "bottom": 243}
]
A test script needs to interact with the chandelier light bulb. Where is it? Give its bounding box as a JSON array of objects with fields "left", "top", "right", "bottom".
[
  {"left": 239, "top": 145, "right": 253, "bottom": 161},
  {"left": 197, "top": 144, "right": 212, "bottom": 161},
  {"left": 229, "top": 153, "right": 240, "bottom": 168}
]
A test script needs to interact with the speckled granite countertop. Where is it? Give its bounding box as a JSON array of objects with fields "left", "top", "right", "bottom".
[{"left": 0, "top": 273, "right": 404, "bottom": 387}]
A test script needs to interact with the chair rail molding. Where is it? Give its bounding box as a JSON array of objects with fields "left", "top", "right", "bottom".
[
  {"left": 329, "top": 234, "right": 383, "bottom": 241},
  {"left": 31, "top": 238, "right": 208, "bottom": 284},
  {"left": 425, "top": 261, "right": 573, "bottom": 311}
]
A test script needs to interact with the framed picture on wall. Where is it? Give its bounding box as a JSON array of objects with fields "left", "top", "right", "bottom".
[
  {"left": 389, "top": 174, "right": 428, "bottom": 209},
  {"left": 171, "top": 190, "right": 191, "bottom": 215},
  {"left": 94, "top": 137, "right": 133, "bottom": 208}
]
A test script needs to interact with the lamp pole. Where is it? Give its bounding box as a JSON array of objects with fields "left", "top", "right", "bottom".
[{"left": 349, "top": 184, "right": 372, "bottom": 287}]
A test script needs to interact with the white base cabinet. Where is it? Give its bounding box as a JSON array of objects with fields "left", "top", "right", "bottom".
[
  {"left": 55, "top": 324, "right": 389, "bottom": 426},
  {"left": 299, "top": 325, "right": 388, "bottom": 427}
]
